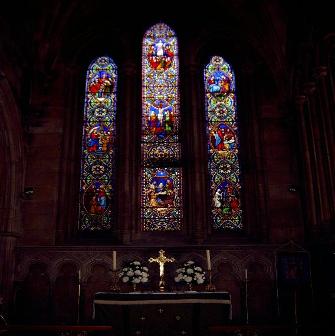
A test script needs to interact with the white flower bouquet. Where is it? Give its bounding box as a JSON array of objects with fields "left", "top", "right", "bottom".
[
  {"left": 174, "top": 260, "right": 206, "bottom": 288},
  {"left": 119, "top": 261, "right": 149, "bottom": 285}
]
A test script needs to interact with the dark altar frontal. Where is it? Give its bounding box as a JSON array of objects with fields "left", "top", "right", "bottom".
[{"left": 93, "top": 291, "right": 231, "bottom": 336}]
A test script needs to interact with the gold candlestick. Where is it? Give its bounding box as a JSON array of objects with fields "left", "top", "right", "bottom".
[
  {"left": 77, "top": 269, "right": 81, "bottom": 324},
  {"left": 205, "top": 269, "right": 216, "bottom": 291},
  {"left": 109, "top": 269, "right": 120, "bottom": 292},
  {"left": 149, "top": 249, "right": 175, "bottom": 292}
]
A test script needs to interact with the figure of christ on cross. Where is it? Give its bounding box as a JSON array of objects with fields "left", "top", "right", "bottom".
[{"left": 149, "top": 250, "right": 175, "bottom": 292}]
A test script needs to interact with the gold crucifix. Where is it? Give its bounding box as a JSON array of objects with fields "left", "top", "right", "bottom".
[{"left": 149, "top": 249, "right": 175, "bottom": 292}]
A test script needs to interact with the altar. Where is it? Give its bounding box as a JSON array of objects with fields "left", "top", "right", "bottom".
[{"left": 93, "top": 291, "right": 231, "bottom": 336}]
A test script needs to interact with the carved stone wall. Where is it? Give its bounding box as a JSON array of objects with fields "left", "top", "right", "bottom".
[{"left": 14, "top": 246, "right": 276, "bottom": 323}]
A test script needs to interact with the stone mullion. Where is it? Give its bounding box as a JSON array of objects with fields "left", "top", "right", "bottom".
[
  {"left": 56, "top": 66, "right": 81, "bottom": 241},
  {"left": 295, "top": 95, "right": 318, "bottom": 231},
  {"left": 240, "top": 66, "right": 266, "bottom": 239},
  {"left": 185, "top": 64, "right": 207, "bottom": 243},
  {"left": 304, "top": 82, "right": 330, "bottom": 229},
  {"left": 314, "top": 66, "right": 335, "bottom": 224},
  {"left": 118, "top": 63, "right": 137, "bottom": 243}
]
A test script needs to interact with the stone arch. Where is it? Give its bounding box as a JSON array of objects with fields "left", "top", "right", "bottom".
[
  {"left": 53, "top": 261, "right": 79, "bottom": 323},
  {"left": 0, "top": 77, "right": 24, "bottom": 229},
  {"left": 15, "top": 262, "right": 51, "bottom": 323},
  {"left": 243, "top": 257, "right": 276, "bottom": 322},
  {"left": 51, "top": 258, "right": 81, "bottom": 281},
  {"left": 16, "top": 256, "right": 52, "bottom": 281},
  {"left": 213, "top": 258, "right": 242, "bottom": 321},
  {"left": 212, "top": 252, "right": 242, "bottom": 279},
  {"left": 82, "top": 259, "right": 112, "bottom": 321},
  {"left": 0, "top": 75, "right": 24, "bottom": 304},
  {"left": 82, "top": 256, "right": 113, "bottom": 282},
  {"left": 242, "top": 253, "right": 274, "bottom": 280}
]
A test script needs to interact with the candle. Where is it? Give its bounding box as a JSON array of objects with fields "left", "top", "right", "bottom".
[
  {"left": 112, "top": 251, "right": 117, "bottom": 270},
  {"left": 206, "top": 249, "right": 212, "bottom": 270},
  {"left": 78, "top": 268, "right": 81, "bottom": 282},
  {"left": 245, "top": 268, "right": 248, "bottom": 281}
]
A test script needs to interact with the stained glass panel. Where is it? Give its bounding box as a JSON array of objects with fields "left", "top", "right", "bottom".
[
  {"left": 204, "top": 56, "right": 242, "bottom": 230},
  {"left": 79, "top": 56, "right": 117, "bottom": 231},
  {"left": 141, "top": 23, "right": 182, "bottom": 231},
  {"left": 141, "top": 168, "right": 182, "bottom": 231}
]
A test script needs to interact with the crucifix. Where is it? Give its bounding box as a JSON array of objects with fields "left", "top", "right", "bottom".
[{"left": 149, "top": 249, "right": 175, "bottom": 292}]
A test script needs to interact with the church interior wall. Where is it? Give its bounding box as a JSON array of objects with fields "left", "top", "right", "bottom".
[{"left": 0, "top": 0, "right": 334, "bottom": 326}]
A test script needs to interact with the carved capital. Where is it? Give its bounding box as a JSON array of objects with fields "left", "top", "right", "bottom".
[
  {"left": 295, "top": 95, "right": 307, "bottom": 109},
  {"left": 313, "top": 66, "right": 328, "bottom": 80},
  {"left": 302, "top": 81, "right": 316, "bottom": 95}
]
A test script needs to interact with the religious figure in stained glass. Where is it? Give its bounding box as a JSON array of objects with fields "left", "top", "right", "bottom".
[
  {"left": 145, "top": 170, "right": 176, "bottom": 208},
  {"left": 141, "top": 23, "right": 182, "bottom": 231},
  {"left": 78, "top": 56, "right": 117, "bottom": 231},
  {"left": 205, "top": 56, "right": 242, "bottom": 230},
  {"left": 146, "top": 99, "right": 175, "bottom": 138},
  {"left": 147, "top": 39, "right": 175, "bottom": 70},
  {"left": 88, "top": 71, "right": 114, "bottom": 97},
  {"left": 142, "top": 168, "right": 182, "bottom": 231}
]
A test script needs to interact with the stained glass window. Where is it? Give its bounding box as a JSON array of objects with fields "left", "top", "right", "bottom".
[
  {"left": 78, "top": 56, "right": 117, "bottom": 231},
  {"left": 204, "top": 56, "right": 242, "bottom": 230},
  {"left": 141, "top": 23, "right": 183, "bottom": 231}
]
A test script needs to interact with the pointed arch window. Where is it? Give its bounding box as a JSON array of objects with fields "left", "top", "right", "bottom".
[
  {"left": 204, "top": 56, "right": 242, "bottom": 230},
  {"left": 78, "top": 56, "right": 117, "bottom": 231},
  {"left": 141, "top": 23, "right": 183, "bottom": 231}
]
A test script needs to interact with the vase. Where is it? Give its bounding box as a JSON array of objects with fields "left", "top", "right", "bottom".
[
  {"left": 132, "top": 283, "right": 138, "bottom": 292},
  {"left": 187, "top": 283, "right": 193, "bottom": 291}
]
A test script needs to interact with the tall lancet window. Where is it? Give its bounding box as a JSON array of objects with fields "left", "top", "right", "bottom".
[
  {"left": 141, "top": 23, "right": 183, "bottom": 231},
  {"left": 204, "top": 56, "right": 242, "bottom": 230},
  {"left": 78, "top": 56, "right": 117, "bottom": 231}
]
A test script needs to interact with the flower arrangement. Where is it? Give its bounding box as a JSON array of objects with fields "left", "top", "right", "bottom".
[
  {"left": 119, "top": 260, "right": 149, "bottom": 285},
  {"left": 174, "top": 260, "right": 206, "bottom": 287}
]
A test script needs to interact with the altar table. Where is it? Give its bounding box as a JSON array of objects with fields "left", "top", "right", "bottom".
[{"left": 93, "top": 291, "right": 231, "bottom": 336}]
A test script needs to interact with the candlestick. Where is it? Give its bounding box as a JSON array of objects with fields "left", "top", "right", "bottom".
[
  {"left": 245, "top": 268, "right": 249, "bottom": 324},
  {"left": 77, "top": 268, "right": 81, "bottom": 324},
  {"left": 205, "top": 269, "right": 216, "bottom": 292},
  {"left": 112, "top": 251, "right": 117, "bottom": 271},
  {"left": 206, "top": 250, "right": 212, "bottom": 271},
  {"left": 109, "top": 269, "right": 120, "bottom": 292}
]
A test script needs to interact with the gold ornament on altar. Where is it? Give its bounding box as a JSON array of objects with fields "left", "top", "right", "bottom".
[{"left": 149, "top": 249, "right": 175, "bottom": 292}]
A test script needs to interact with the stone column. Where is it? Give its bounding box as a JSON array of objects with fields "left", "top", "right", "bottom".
[
  {"left": 0, "top": 157, "right": 23, "bottom": 313},
  {"left": 0, "top": 77, "right": 24, "bottom": 315},
  {"left": 239, "top": 63, "right": 266, "bottom": 240},
  {"left": 0, "top": 235, "right": 17, "bottom": 312},
  {"left": 313, "top": 66, "right": 335, "bottom": 227},
  {"left": 56, "top": 65, "right": 82, "bottom": 242},
  {"left": 184, "top": 63, "right": 207, "bottom": 243},
  {"left": 118, "top": 63, "right": 137, "bottom": 243},
  {"left": 303, "top": 81, "right": 331, "bottom": 234},
  {"left": 295, "top": 94, "right": 318, "bottom": 233}
]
